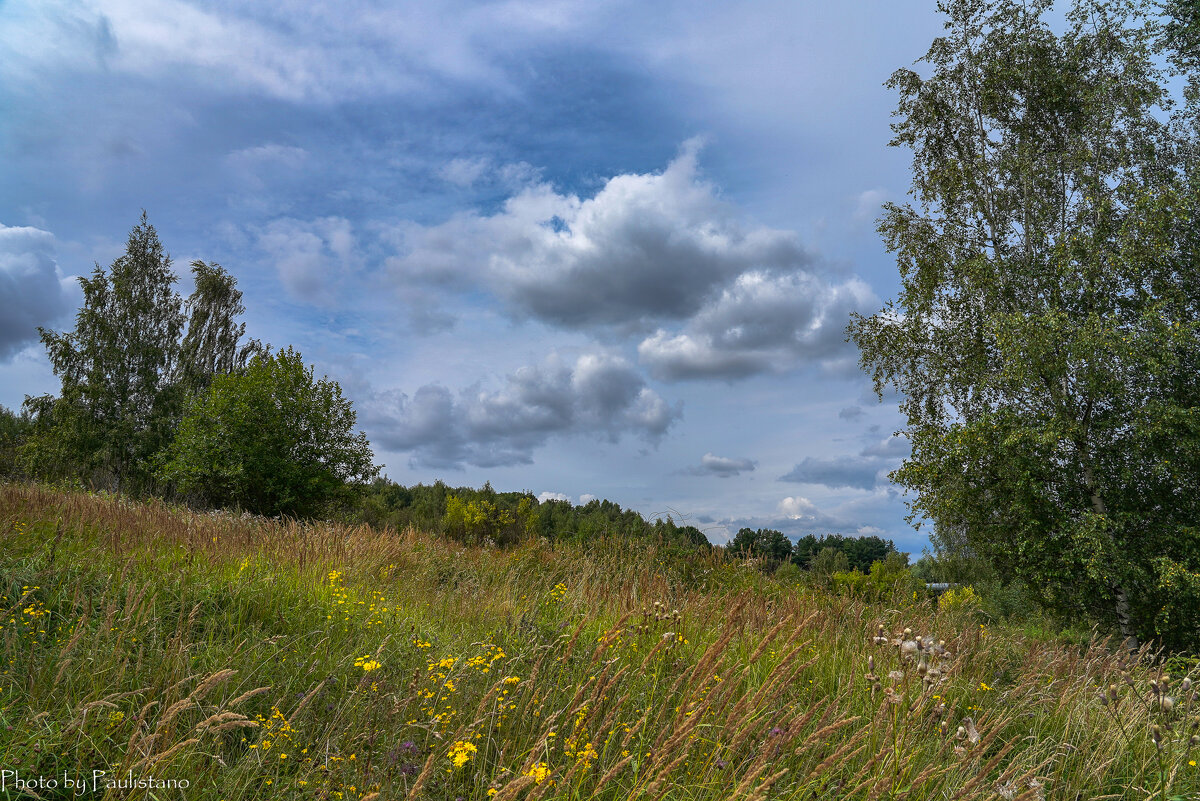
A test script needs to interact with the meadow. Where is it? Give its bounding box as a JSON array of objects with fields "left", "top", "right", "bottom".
[{"left": 1, "top": 483, "right": 1197, "bottom": 800}]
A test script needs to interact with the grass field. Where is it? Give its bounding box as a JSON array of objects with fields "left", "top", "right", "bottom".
[{"left": 1, "top": 483, "right": 1197, "bottom": 800}]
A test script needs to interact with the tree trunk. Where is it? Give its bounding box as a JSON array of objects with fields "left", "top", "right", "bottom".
[{"left": 1082, "top": 462, "right": 1139, "bottom": 652}]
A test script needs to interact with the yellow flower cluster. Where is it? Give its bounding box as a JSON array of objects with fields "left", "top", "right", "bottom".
[
  {"left": 354, "top": 655, "right": 381, "bottom": 672},
  {"left": 523, "top": 763, "right": 552, "bottom": 784},
  {"left": 448, "top": 740, "right": 477, "bottom": 768}
]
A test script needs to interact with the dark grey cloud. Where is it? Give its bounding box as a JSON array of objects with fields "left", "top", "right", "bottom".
[
  {"left": 779, "top": 433, "right": 910, "bottom": 491},
  {"left": 0, "top": 223, "right": 74, "bottom": 361},
  {"left": 390, "top": 141, "right": 811, "bottom": 332},
  {"left": 861, "top": 433, "right": 911, "bottom": 459},
  {"left": 838, "top": 405, "right": 864, "bottom": 421},
  {"left": 366, "top": 353, "right": 680, "bottom": 469},
  {"left": 682, "top": 452, "right": 757, "bottom": 478},
  {"left": 638, "top": 271, "right": 876, "bottom": 380},
  {"left": 778, "top": 456, "right": 882, "bottom": 491}
]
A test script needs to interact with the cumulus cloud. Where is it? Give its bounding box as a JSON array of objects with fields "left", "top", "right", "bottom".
[
  {"left": 538, "top": 491, "right": 569, "bottom": 503},
  {"left": 366, "top": 352, "right": 680, "bottom": 469},
  {"left": 0, "top": 223, "right": 75, "bottom": 361},
  {"left": 779, "top": 433, "right": 910, "bottom": 491},
  {"left": 392, "top": 140, "right": 810, "bottom": 332},
  {"left": 683, "top": 452, "right": 756, "bottom": 478},
  {"left": 778, "top": 495, "right": 817, "bottom": 518},
  {"left": 638, "top": 271, "right": 876, "bottom": 380},
  {"left": 255, "top": 217, "right": 356, "bottom": 303}
]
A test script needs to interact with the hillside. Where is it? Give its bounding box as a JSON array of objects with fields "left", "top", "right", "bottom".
[{"left": 1, "top": 484, "right": 1196, "bottom": 800}]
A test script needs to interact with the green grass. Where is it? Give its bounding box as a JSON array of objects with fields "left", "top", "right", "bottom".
[{"left": 1, "top": 483, "right": 1197, "bottom": 800}]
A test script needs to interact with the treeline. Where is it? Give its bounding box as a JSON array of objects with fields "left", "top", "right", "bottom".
[
  {"left": 354, "top": 478, "right": 711, "bottom": 550},
  {"left": 726, "top": 527, "right": 900, "bottom": 573}
]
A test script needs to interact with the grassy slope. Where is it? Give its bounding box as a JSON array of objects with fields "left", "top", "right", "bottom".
[{"left": 0, "top": 484, "right": 1197, "bottom": 800}]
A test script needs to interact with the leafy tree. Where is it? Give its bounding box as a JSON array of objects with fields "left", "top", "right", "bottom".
[
  {"left": 0, "top": 405, "right": 31, "bottom": 479},
  {"left": 176, "top": 260, "right": 261, "bottom": 396},
  {"left": 727, "top": 527, "right": 792, "bottom": 562},
  {"left": 29, "top": 213, "right": 184, "bottom": 490},
  {"left": 809, "top": 547, "right": 850, "bottom": 578},
  {"left": 850, "top": 0, "right": 1200, "bottom": 650},
  {"left": 25, "top": 216, "right": 259, "bottom": 492},
  {"left": 791, "top": 533, "right": 896, "bottom": 572},
  {"left": 159, "top": 347, "right": 379, "bottom": 518}
]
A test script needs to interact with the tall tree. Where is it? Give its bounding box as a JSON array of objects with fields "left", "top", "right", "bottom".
[
  {"left": 850, "top": 0, "right": 1200, "bottom": 650},
  {"left": 176, "top": 260, "right": 261, "bottom": 396},
  {"left": 31, "top": 212, "right": 184, "bottom": 490},
  {"left": 25, "top": 217, "right": 259, "bottom": 492}
]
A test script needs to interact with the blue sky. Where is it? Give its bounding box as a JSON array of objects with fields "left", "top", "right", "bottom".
[{"left": 0, "top": 0, "right": 948, "bottom": 551}]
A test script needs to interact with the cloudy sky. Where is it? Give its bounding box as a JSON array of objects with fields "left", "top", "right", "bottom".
[{"left": 0, "top": 0, "right": 948, "bottom": 551}]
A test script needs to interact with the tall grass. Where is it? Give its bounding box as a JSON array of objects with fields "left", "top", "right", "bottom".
[{"left": 1, "top": 483, "right": 1196, "bottom": 800}]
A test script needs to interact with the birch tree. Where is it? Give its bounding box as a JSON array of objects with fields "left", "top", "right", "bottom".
[{"left": 850, "top": 0, "right": 1200, "bottom": 650}]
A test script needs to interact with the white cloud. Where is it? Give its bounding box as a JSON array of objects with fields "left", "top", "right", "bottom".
[
  {"left": 538, "top": 491, "right": 569, "bottom": 502},
  {"left": 439, "top": 157, "right": 491, "bottom": 187},
  {"left": 853, "top": 188, "right": 889, "bottom": 222},
  {"left": 255, "top": 217, "right": 357, "bottom": 303},
  {"left": 0, "top": 224, "right": 76, "bottom": 361},
  {"left": 778, "top": 495, "right": 818, "bottom": 519},
  {"left": 0, "top": 0, "right": 607, "bottom": 102},
  {"left": 578, "top": 493, "right": 597, "bottom": 504}
]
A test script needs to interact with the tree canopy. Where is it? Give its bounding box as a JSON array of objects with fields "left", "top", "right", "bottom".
[
  {"left": 159, "top": 346, "right": 379, "bottom": 519},
  {"left": 850, "top": 0, "right": 1200, "bottom": 650}
]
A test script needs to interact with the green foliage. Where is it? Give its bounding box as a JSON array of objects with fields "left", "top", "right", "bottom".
[
  {"left": 23, "top": 215, "right": 260, "bottom": 495},
  {"left": 938, "top": 585, "right": 982, "bottom": 615},
  {"left": 809, "top": 547, "right": 850, "bottom": 578},
  {"left": 792, "top": 533, "right": 897, "bottom": 573},
  {"left": 850, "top": 0, "right": 1200, "bottom": 650},
  {"left": 831, "top": 552, "right": 916, "bottom": 601},
  {"left": 726, "top": 527, "right": 792, "bottom": 563},
  {"left": 159, "top": 347, "right": 379, "bottom": 518},
  {"left": 353, "top": 479, "right": 712, "bottom": 551},
  {"left": 0, "top": 405, "right": 31, "bottom": 479},
  {"left": 28, "top": 212, "right": 184, "bottom": 491},
  {"left": 175, "top": 260, "right": 261, "bottom": 396},
  {"left": 443, "top": 493, "right": 524, "bottom": 546}
]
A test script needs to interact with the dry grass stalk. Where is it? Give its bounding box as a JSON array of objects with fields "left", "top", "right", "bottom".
[
  {"left": 404, "top": 746, "right": 439, "bottom": 799},
  {"left": 490, "top": 775, "right": 535, "bottom": 801},
  {"left": 803, "top": 725, "right": 869, "bottom": 781},
  {"left": 593, "top": 753, "right": 633, "bottom": 794},
  {"left": 743, "top": 767, "right": 790, "bottom": 801}
]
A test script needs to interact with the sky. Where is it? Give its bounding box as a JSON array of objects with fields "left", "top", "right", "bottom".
[{"left": 0, "top": 0, "right": 950, "bottom": 552}]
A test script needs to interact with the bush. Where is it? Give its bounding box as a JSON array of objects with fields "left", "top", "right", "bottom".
[{"left": 158, "top": 347, "right": 378, "bottom": 518}]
